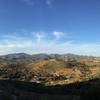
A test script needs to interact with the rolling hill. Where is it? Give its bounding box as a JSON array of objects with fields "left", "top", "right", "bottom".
[
  {"left": 0, "top": 53, "right": 100, "bottom": 85},
  {"left": 0, "top": 53, "right": 100, "bottom": 100}
]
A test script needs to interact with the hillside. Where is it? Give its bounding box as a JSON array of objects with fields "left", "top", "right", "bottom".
[
  {"left": 0, "top": 53, "right": 100, "bottom": 100},
  {"left": 0, "top": 53, "right": 100, "bottom": 85}
]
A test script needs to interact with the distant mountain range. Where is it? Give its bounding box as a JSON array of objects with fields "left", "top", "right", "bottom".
[{"left": 0, "top": 53, "right": 99, "bottom": 62}]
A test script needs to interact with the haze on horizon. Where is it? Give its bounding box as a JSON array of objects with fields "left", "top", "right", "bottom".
[{"left": 0, "top": 0, "right": 100, "bottom": 56}]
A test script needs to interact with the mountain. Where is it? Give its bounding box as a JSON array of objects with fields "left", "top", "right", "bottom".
[
  {"left": 0, "top": 53, "right": 33, "bottom": 64},
  {"left": 32, "top": 53, "right": 50, "bottom": 60},
  {"left": 0, "top": 53, "right": 33, "bottom": 60},
  {"left": 32, "top": 53, "right": 100, "bottom": 61},
  {"left": 0, "top": 53, "right": 99, "bottom": 62},
  {"left": 0, "top": 53, "right": 100, "bottom": 85}
]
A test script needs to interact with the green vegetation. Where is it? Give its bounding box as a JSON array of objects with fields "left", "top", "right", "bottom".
[{"left": 46, "top": 61, "right": 66, "bottom": 69}]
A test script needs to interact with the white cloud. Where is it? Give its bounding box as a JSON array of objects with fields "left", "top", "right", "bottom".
[
  {"left": 53, "top": 31, "right": 64, "bottom": 39},
  {"left": 0, "top": 31, "right": 100, "bottom": 56},
  {"left": 35, "top": 32, "right": 45, "bottom": 42}
]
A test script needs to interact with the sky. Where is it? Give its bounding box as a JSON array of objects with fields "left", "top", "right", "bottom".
[{"left": 0, "top": 0, "right": 100, "bottom": 56}]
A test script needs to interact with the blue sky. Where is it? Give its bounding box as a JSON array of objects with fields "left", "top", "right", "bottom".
[{"left": 0, "top": 0, "right": 100, "bottom": 56}]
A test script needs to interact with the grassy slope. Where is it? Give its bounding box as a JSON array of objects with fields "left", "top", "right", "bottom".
[
  {"left": 0, "top": 59, "right": 100, "bottom": 86},
  {"left": 27, "top": 60, "right": 100, "bottom": 85},
  {"left": 0, "top": 59, "right": 100, "bottom": 100}
]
